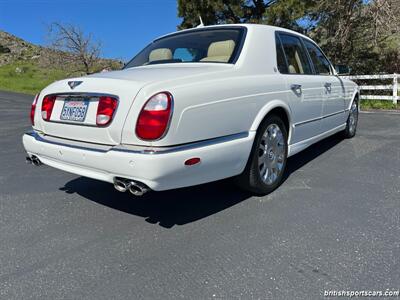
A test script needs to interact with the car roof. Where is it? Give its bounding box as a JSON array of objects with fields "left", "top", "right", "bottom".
[{"left": 155, "top": 23, "right": 313, "bottom": 43}]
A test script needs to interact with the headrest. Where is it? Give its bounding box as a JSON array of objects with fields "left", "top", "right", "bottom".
[
  {"left": 149, "top": 48, "right": 173, "bottom": 62},
  {"left": 208, "top": 40, "right": 235, "bottom": 57},
  {"left": 288, "top": 65, "right": 297, "bottom": 74},
  {"left": 201, "top": 40, "right": 235, "bottom": 62}
]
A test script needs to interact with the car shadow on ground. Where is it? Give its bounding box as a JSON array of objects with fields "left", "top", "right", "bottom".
[{"left": 60, "top": 133, "right": 344, "bottom": 228}]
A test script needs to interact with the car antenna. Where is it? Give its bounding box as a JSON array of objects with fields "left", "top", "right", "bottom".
[{"left": 196, "top": 16, "right": 204, "bottom": 28}]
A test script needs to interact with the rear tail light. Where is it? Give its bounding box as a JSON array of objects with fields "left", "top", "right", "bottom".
[
  {"left": 41, "top": 95, "right": 56, "bottom": 121},
  {"left": 96, "top": 96, "right": 118, "bottom": 126},
  {"left": 136, "top": 92, "right": 173, "bottom": 140},
  {"left": 30, "top": 93, "right": 39, "bottom": 125}
]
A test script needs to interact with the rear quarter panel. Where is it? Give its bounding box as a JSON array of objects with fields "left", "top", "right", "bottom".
[
  {"left": 342, "top": 78, "right": 359, "bottom": 109},
  {"left": 121, "top": 72, "right": 290, "bottom": 146}
]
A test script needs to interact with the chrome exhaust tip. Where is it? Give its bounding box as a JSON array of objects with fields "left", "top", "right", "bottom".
[
  {"left": 31, "top": 156, "right": 42, "bottom": 166},
  {"left": 128, "top": 181, "right": 149, "bottom": 196},
  {"left": 113, "top": 177, "right": 150, "bottom": 196},
  {"left": 113, "top": 178, "right": 129, "bottom": 193},
  {"left": 26, "top": 155, "right": 42, "bottom": 166}
]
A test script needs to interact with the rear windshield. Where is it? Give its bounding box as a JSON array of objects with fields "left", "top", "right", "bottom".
[{"left": 124, "top": 28, "right": 246, "bottom": 68}]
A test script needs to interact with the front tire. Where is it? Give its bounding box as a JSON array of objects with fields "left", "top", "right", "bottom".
[
  {"left": 236, "top": 115, "right": 288, "bottom": 195},
  {"left": 343, "top": 99, "right": 359, "bottom": 138}
]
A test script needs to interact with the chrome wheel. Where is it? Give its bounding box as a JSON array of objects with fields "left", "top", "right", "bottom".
[
  {"left": 348, "top": 101, "right": 358, "bottom": 135},
  {"left": 236, "top": 114, "right": 288, "bottom": 194},
  {"left": 258, "top": 124, "right": 285, "bottom": 185}
]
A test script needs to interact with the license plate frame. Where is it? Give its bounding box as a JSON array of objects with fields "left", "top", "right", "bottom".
[{"left": 60, "top": 98, "right": 89, "bottom": 122}]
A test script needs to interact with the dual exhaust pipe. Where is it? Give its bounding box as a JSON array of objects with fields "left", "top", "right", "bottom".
[
  {"left": 26, "top": 155, "right": 42, "bottom": 166},
  {"left": 25, "top": 156, "right": 148, "bottom": 196},
  {"left": 113, "top": 177, "right": 150, "bottom": 196}
]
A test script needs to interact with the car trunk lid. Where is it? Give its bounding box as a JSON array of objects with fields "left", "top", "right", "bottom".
[{"left": 35, "top": 77, "right": 143, "bottom": 145}]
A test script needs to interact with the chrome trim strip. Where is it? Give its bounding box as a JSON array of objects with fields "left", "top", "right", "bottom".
[
  {"left": 294, "top": 116, "right": 321, "bottom": 127},
  {"left": 45, "top": 92, "right": 119, "bottom": 98},
  {"left": 113, "top": 132, "right": 249, "bottom": 154},
  {"left": 323, "top": 110, "right": 346, "bottom": 119},
  {"left": 25, "top": 131, "right": 249, "bottom": 155},
  {"left": 294, "top": 110, "right": 346, "bottom": 127},
  {"left": 48, "top": 120, "right": 100, "bottom": 127},
  {"left": 25, "top": 131, "right": 110, "bottom": 153}
]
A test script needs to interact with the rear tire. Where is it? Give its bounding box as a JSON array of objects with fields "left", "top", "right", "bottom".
[
  {"left": 236, "top": 114, "right": 288, "bottom": 195},
  {"left": 343, "top": 98, "right": 359, "bottom": 138}
]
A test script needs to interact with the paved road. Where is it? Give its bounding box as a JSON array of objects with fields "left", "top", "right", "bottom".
[{"left": 0, "top": 90, "right": 399, "bottom": 299}]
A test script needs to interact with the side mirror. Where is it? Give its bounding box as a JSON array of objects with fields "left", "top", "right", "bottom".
[{"left": 335, "top": 65, "right": 351, "bottom": 75}]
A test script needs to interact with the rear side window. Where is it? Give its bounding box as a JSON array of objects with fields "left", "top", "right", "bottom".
[
  {"left": 303, "top": 39, "right": 332, "bottom": 75},
  {"left": 279, "top": 34, "right": 312, "bottom": 75},
  {"left": 275, "top": 36, "right": 288, "bottom": 73}
]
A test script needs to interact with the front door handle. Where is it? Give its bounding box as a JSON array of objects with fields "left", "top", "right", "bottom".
[{"left": 290, "top": 84, "right": 302, "bottom": 96}]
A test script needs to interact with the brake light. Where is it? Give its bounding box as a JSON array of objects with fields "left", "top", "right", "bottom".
[
  {"left": 136, "top": 92, "right": 173, "bottom": 140},
  {"left": 30, "top": 93, "right": 39, "bottom": 125},
  {"left": 96, "top": 96, "right": 118, "bottom": 126},
  {"left": 41, "top": 95, "right": 56, "bottom": 121}
]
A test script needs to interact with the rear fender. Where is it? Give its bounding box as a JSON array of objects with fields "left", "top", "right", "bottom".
[
  {"left": 348, "top": 88, "right": 360, "bottom": 111},
  {"left": 250, "top": 100, "right": 292, "bottom": 143}
]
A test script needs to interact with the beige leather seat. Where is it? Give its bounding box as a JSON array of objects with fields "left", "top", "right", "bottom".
[
  {"left": 148, "top": 48, "right": 173, "bottom": 62},
  {"left": 200, "top": 40, "right": 235, "bottom": 62},
  {"left": 294, "top": 51, "right": 304, "bottom": 73},
  {"left": 288, "top": 50, "right": 304, "bottom": 74}
]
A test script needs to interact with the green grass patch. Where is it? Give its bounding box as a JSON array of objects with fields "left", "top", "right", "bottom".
[
  {"left": 1, "top": 63, "right": 399, "bottom": 111},
  {"left": 0, "top": 61, "right": 69, "bottom": 95},
  {"left": 360, "top": 99, "right": 398, "bottom": 110}
]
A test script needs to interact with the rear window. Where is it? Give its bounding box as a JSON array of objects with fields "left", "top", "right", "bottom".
[{"left": 124, "top": 28, "right": 246, "bottom": 68}]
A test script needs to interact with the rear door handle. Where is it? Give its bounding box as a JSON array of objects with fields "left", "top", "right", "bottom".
[
  {"left": 324, "top": 82, "right": 332, "bottom": 91},
  {"left": 290, "top": 84, "right": 302, "bottom": 95}
]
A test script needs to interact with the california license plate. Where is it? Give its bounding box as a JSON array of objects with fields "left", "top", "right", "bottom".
[{"left": 60, "top": 99, "right": 89, "bottom": 122}]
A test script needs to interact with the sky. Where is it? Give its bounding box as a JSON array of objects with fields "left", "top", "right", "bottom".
[{"left": 0, "top": 0, "right": 181, "bottom": 61}]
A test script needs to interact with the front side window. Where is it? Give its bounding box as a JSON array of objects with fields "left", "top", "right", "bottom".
[
  {"left": 279, "top": 34, "right": 312, "bottom": 75},
  {"left": 124, "top": 28, "right": 245, "bottom": 68},
  {"left": 303, "top": 39, "right": 332, "bottom": 75}
]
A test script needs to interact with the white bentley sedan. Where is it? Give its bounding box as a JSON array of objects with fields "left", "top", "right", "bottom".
[{"left": 23, "top": 24, "right": 359, "bottom": 196}]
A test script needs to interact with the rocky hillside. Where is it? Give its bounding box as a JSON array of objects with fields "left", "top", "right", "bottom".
[
  {"left": 0, "top": 30, "right": 40, "bottom": 66},
  {"left": 0, "top": 30, "right": 121, "bottom": 70},
  {"left": 0, "top": 30, "right": 122, "bottom": 94}
]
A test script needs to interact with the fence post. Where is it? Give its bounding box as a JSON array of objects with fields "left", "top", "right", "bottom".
[{"left": 393, "top": 73, "right": 398, "bottom": 105}]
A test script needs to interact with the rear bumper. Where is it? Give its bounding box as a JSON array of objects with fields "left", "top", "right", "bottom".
[{"left": 23, "top": 131, "right": 254, "bottom": 191}]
